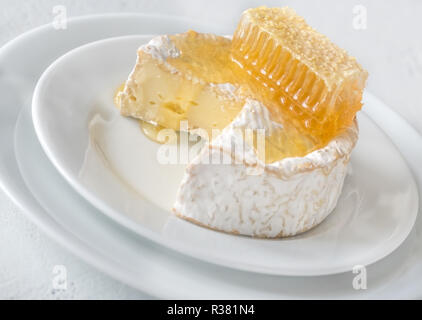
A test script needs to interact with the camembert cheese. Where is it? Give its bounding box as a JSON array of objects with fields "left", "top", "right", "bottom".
[{"left": 117, "top": 6, "right": 367, "bottom": 237}]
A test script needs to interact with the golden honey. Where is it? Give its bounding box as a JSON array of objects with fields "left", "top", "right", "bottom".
[
  {"left": 231, "top": 7, "right": 368, "bottom": 147},
  {"left": 117, "top": 9, "right": 367, "bottom": 162},
  {"left": 159, "top": 31, "right": 315, "bottom": 160},
  {"left": 113, "top": 83, "right": 126, "bottom": 108},
  {"left": 167, "top": 31, "right": 238, "bottom": 84}
]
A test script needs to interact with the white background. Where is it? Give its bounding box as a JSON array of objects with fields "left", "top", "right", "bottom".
[{"left": 0, "top": 0, "right": 421, "bottom": 299}]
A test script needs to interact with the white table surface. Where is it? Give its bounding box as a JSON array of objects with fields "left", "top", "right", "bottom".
[{"left": 1, "top": 0, "right": 421, "bottom": 299}]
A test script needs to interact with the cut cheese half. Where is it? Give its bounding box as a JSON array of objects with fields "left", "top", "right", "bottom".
[{"left": 116, "top": 7, "right": 367, "bottom": 237}]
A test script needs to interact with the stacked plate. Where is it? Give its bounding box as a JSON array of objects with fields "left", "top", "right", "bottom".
[{"left": 1, "top": 13, "right": 421, "bottom": 299}]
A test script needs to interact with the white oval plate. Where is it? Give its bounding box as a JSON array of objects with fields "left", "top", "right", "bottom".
[
  {"left": 32, "top": 35, "right": 419, "bottom": 276},
  {"left": 2, "top": 13, "right": 422, "bottom": 298}
]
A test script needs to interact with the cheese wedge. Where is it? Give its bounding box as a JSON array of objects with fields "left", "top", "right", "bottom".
[{"left": 118, "top": 31, "right": 244, "bottom": 138}]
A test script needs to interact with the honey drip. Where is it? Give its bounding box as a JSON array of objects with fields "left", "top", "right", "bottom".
[
  {"left": 115, "top": 84, "right": 172, "bottom": 144},
  {"left": 139, "top": 121, "right": 179, "bottom": 144},
  {"left": 113, "top": 83, "right": 125, "bottom": 108}
]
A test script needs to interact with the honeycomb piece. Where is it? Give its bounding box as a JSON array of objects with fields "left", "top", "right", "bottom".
[{"left": 232, "top": 6, "right": 368, "bottom": 145}]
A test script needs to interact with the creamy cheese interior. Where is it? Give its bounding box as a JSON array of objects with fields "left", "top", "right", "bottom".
[{"left": 118, "top": 32, "right": 244, "bottom": 139}]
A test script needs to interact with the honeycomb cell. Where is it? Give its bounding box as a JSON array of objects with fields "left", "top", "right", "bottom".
[{"left": 231, "top": 6, "right": 368, "bottom": 147}]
